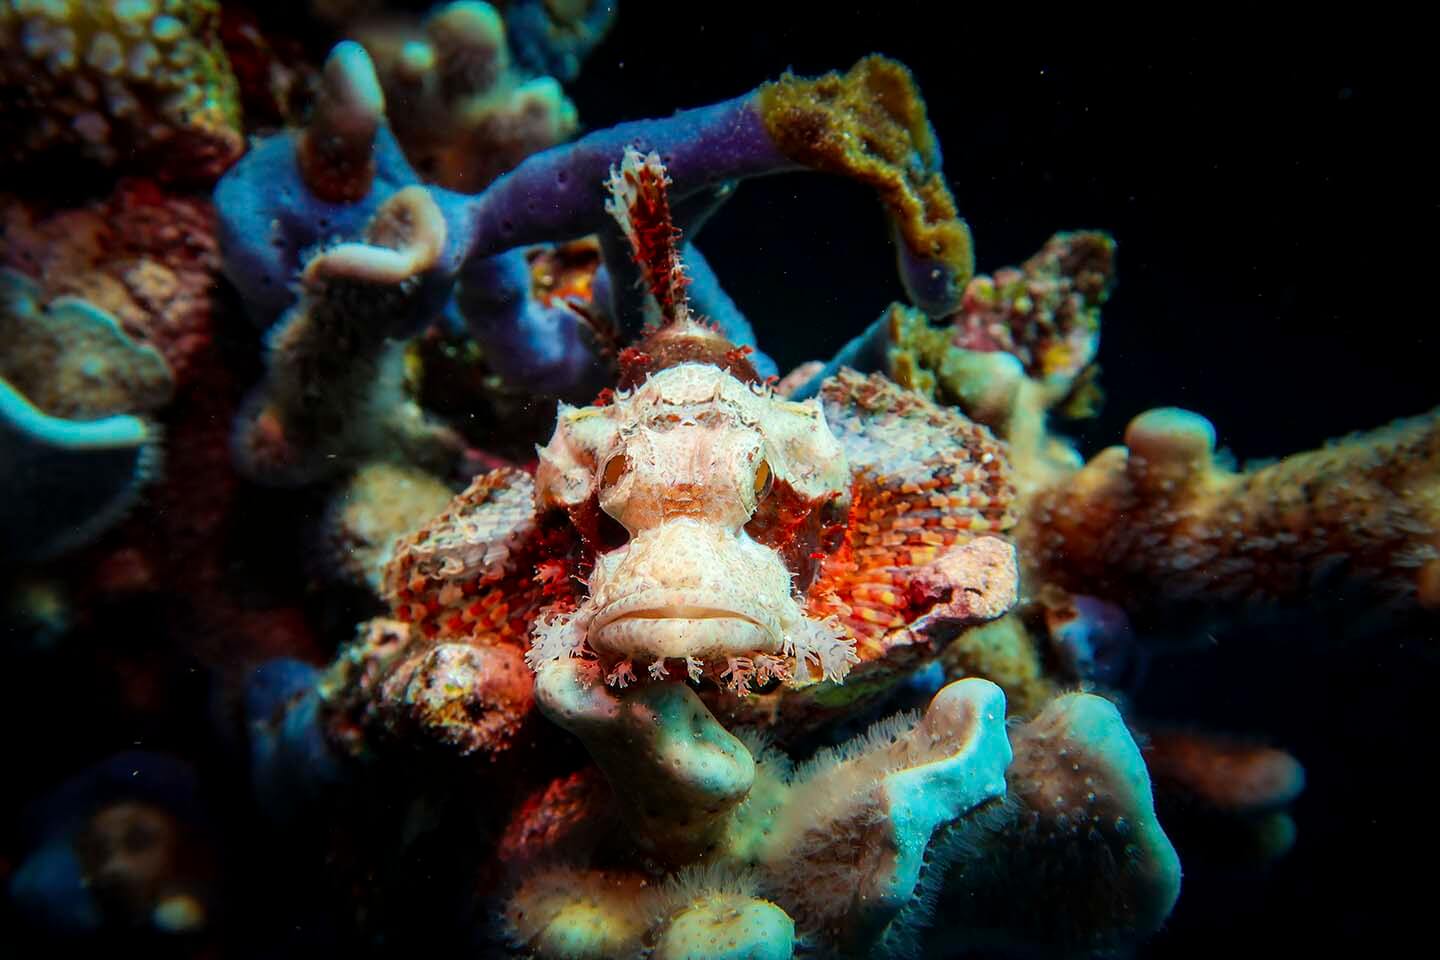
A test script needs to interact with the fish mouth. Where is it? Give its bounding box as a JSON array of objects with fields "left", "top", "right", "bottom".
[
  {"left": 593, "top": 591, "right": 774, "bottom": 632},
  {"left": 602, "top": 605, "right": 763, "bottom": 625},
  {"left": 589, "top": 590, "right": 782, "bottom": 661}
]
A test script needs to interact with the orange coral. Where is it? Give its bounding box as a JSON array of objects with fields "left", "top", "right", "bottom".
[
  {"left": 1020, "top": 406, "right": 1440, "bottom": 620},
  {"left": 322, "top": 616, "right": 538, "bottom": 759},
  {"left": 1142, "top": 728, "right": 1304, "bottom": 814},
  {"left": 349, "top": 1, "right": 578, "bottom": 192}
]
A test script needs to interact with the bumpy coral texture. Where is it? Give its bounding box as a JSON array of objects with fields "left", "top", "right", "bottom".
[
  {"left": 757, "top": 55, "right": 973, "bottom": 315},
  {"left": 952, "top": 230, "right": 1112, "bottom": 387},
  {"left": 350, "top": 0, "right": 579, "bottom": 192},
  {"left": 231, "top": 186, "right": 464, "bottom": 485},
  {"left": 511, "top": 670, "right": 1031, "bottom": 958},
  {"left": 0, "top": 0, "right": 243, "bottom": 179},
  {"left": 0, "top": 268, "right": 172, "bottom": 419},
  {"left": 890, "top": 230, "right": 1113, "bottom": 419},
  {"left": 1021, "top": 405, "right": 1440, "bottom": 620},
  {"left": 0, "top": 180, "right": 222, "bottom": 388}
]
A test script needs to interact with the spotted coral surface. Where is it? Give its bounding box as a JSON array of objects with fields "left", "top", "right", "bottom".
[
  {"left": 350, "top": 0, "right": 579, "bottom": 192},
  {"left": 1020, "top": 405, "right": 1440, "bottom": 621},
  {"left": 0, "top": 179, "right": 222, "bottom": 388},
  {"left": 0, "top": 0, "right": 243, "bottom": 180}
]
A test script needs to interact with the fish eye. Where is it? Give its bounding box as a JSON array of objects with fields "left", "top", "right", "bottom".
[
  {"left": 600, "top": 453, "right": 629, "bottom": 490},
  {"left": 753, "top": 458, "right": 773, "bottom": 499}
]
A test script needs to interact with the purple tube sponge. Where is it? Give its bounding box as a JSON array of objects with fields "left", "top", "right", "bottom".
[
  {"left": 455, "top": 247, "right": 608, "bottom": 397},
  {"left": 215, "top": 123, "right": 439, "bottom": 326},
  {"left": 463, "top": 55, "right": 975, "bottom": 318},
  {"left": 219, "top": 48, "right": 972, "bottom": 325},
  {"left": 215, "top": 51, "right": 974, "bottom": 456},
  {"left": 215, "top": 44, "right": 474, "bottom": 328}
]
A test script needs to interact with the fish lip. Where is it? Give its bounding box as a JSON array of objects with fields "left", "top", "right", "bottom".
[{"left": 592, "top": 590, "right": 777, "bottom": 638}]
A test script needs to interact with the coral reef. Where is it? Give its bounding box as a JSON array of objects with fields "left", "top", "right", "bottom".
[
  {"left": 756, "top": 56, "right": 974, "bottom": 317},
  {"left": 213, "top": 48, "right": 977, "bottom": 479},
  {"left": 234, "top": 145, "right": 1183, "bottom": 957},
  {"left": 0, "top": 266, "right": 171, "bottom": 563},
  {"left": 0, "top": 178, "right": 223, "bottom": 389},
  {"left": 1021, "top": 405, "right": 1440, "bottom": 625},
  {"left": 887, "top": 230, "right": 1111, "bottom": 426},
  {"left": 216, "top": 6, "right": 315, "bottom": 130},
  {"left": 0, "top": 0, "right": 243, "bottom": 180},
  {"left": 789, "top": 230, "right": 1113, "bottom": 493},
  {"left": 3, "top": 10, "right": 1432, "bottom": 957},
  {"left": 0, "top": 269, "right": 173, "bottom": 419},
  {"left": 0, "top": 375, "right": 161, "bottom": 565},
  {"left": 351, "top": 0, "right": 582, "bottom": 192},
  {"left": 506, "top": 667, "right": 1178, "bottom": 958},
  {"left": 321, "top": 460, "right": 457, "bottom": 592},
  {"left": 923, "top": 693, "right": 1181, "bottom": 955},
  {"left": 510, "top": 669, "right": 1022, "bottom": 957},
  {"left": 503, "top": 0, "right": 615, "bottom": 82},
  {"left": 230, "top": 185, "right": 466, "bottom": 485},
  {"left": 1142, "top": 728, "right": 1305, "bottom": 864}
]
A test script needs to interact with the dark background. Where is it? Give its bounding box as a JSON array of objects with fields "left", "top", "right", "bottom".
[
  {"left": 573, "top": 5, "right": 1437, "bottom": 958},
  {"left": 575, "top": 6, "right": 1439, "bottom": 460}
]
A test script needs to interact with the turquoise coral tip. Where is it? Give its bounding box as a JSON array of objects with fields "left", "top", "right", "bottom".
[{"left": 0, "top": 377, "right": 160, "bottom": 565}]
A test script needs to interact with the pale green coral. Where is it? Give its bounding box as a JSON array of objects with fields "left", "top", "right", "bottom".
[
  {"left": 922, "top": 693, "right": 1182, "bottom": 955},
  {"left": 0, "top": 268, "right": 173, "bottom": 419},
  {"left": 524, "top": 670, "right": 1026, "bottom": 956},
  {"left": 654, "top": 892, "right": 794, "bottom": 960},
  {"left": 515, "top": 662, "right": 1182, "bottom": 958},
  {"left": 0, "top": 268, "right": 169, "bottom": 563},
  {"left": 535, "top": 658, "right": 756, "bottom": 863}
]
